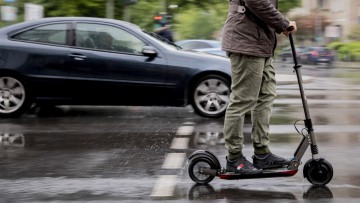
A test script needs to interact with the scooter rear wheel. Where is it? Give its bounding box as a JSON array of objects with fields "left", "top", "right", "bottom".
[
  {"left": 188, "top": 156, "right": 217, "bottom": 184},
  {"left": 304, "top": 159, "right": 333, "bottom": 186}
]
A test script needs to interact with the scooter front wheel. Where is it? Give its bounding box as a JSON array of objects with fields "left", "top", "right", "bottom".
[
  {"left": 303, "top": 158, "right": 333, "bottom": 186},
  {"left": 188, "top": 156, "right": 217, "bottom": 184}
]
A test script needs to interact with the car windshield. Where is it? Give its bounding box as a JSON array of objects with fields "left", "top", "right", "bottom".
[{"left": 143, "top": 30, "right": 181, "bottom": 50}]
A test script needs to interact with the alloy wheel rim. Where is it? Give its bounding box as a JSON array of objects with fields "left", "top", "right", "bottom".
[
  {"left": 0, "top": 77, "right": 26, "bottom": 114},
  {"left": 194, "top": 78, "right": 230, "bottom": 116}
]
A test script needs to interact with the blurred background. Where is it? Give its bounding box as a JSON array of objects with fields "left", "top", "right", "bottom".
[{"left": 1, "top": 0, "right": 360, "bottom": 66}]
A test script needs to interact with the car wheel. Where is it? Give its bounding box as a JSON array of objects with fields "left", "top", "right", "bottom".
[
  {"left": 0, "top": 76, "right": 31, "bottom": 118},
  {"left": 191, "top": 75, "right": 230, "bottom": 118}
]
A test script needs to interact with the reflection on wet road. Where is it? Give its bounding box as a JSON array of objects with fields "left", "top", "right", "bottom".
[{"left": 0, "top": 71, "right": 360, "bottom": 202}]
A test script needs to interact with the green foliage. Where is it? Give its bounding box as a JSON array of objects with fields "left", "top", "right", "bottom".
[
  {"left": 1, "top": 0, "right": 301, "bottom": 40},
  {"left": 328, "top": 41, "right": 360, "bottom": 62},
  {"left": 327, "top": 41, "right": 345, "bottom": 50},
  {"left": 278, "top": 0, "right": 301, "bottom": 13},
  {"left": 174, "top": 4, "right": 227, "bottom": 40}
]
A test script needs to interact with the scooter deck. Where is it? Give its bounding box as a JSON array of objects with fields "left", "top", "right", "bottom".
[{"left": 218, "top": 168, "right": 298, "bottom": 180}]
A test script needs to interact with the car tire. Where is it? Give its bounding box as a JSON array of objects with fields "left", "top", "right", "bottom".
[
  {"left": 191, "top": 75, "right": 230, "bottom": 118},
  {"left": 0, "top": 75, "right": 32, "bottom": 118}
]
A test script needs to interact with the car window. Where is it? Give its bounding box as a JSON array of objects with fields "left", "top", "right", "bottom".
[
  {"left": 12, "top": 23, "right": 68, "bottom": 45},
  {"left": 76, "top": 23, "right": 145, "bottom": 54}
]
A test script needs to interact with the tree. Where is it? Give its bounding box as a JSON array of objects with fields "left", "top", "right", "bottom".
[
  {"left": 173, "top": 0, "right": 301, "bottom": 40},
  {"left": 1, "top": 0, "right": 301, "bottom": 40},
  {"left": 278, "top": 0, "right": 301, "bottom": 13}
]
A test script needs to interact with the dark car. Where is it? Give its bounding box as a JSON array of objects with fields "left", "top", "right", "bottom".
[
  {"left": 278, "top": 46, "right": 304, "bottom": 62},
  {"left": 0, "top": 17, "right": 231, "bottom": 118},
  {"left": 298, "top": 47, "right": 335, "bottom": 65}
]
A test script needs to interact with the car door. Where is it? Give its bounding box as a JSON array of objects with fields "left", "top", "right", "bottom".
[
  {"left": 67, "top": 22, "right": 170, "bottom": 105},
  {"left": 9, "top": 23, "right": 73, "bottom": 99}
]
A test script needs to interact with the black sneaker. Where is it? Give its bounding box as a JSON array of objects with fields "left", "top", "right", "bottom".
[
  {"left": 226, "top": 156, "right": 263, "bottom": 175},
  {"left": 253, "top": 153, "right": 291, "bottom": 169}
]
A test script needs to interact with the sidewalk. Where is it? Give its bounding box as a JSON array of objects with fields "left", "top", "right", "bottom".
[
  {"left": 275, "top": 61, "right": 359, "bottom": 85},
  {"left": 334, "top": 61, "right": 360, "bottom": 68}
]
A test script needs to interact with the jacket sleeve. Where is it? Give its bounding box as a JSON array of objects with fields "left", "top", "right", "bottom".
[{"left": 244, "top": 0, "right": 289, "bottom": 34}]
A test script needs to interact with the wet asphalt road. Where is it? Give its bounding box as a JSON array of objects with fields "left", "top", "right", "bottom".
[{"left": 0, "top": 64, "right": 360, "bottom": 202}]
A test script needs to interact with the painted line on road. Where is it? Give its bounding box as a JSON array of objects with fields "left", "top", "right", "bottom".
[
  {"left": 150, "top": 175, "right": 178, "bottom": 197},
  {"left": 170, "top": 137, "right": 189, "bottom": 149},
  {"left": 275, "top": 99, "right": 360, "bottom": 105},
  {"left": 182, "top": 122, "right": 196, "bottom": 126},
  {"left": 152, "top": 122, "right": 194, "bottom": 197},
  {"left": 269, "top": 125, "right": 360, "bottom": 134},
  {"left": 176, "top": 126, "right": 194, "bottom": 136},
  {"left": 161, "top": 153, "right": 186, "bottom": 169}
]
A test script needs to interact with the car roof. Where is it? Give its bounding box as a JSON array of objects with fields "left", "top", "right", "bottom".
[
  {"left": 176, "top": 39, "right": 220, "bottom": 44},
  {"left": 0, "top": 17, "right": 141, "bottom": 34}
]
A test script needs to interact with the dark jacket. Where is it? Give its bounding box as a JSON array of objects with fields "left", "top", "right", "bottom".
[
  {"left": 221, "top": 0, "right": 289, "bottom": 57},
  {"left": 156, "top": 26, "right": 174, "bottom": 42}
]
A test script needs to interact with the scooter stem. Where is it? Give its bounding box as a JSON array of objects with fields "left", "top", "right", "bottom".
[{"left": 288, "top": 33, "right": 319, "bottom": 160}]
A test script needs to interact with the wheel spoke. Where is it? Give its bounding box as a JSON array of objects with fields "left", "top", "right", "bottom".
[
  {"left": 4, "top": 99, "right": 10, "bottom": 109},
  {"left": 204, "top": 100, "right": 213, "bottom": 111},
  {"left": 197, "top": 95, "right": 208, "bottom": 103},
  {"left": 197, "top": 83, "right": 210, "bottom": 94},
  {"left": 212, "top": 100, "right": 220, "bottom": 111},
  {"left": 12, "top": 87, "right": 24, "bottom": 96},
  {"left": 6, "top": 78, "right": 16, "bottom": 89},
  {"left": 218, "top": 95, "right": 229, "bottom": 103},
  {"left": 216, "top": 83, "right": 229, "bottom": 93},
  {"left": 207, "top": 79, "right": 219, "bottom": 89},
  {"left": 10, "top": 95, "right": 21, "bottom": 106}
]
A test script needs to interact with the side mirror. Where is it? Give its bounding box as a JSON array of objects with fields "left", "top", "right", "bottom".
[{"left": 142, "top": 46, "right": 158, "bottom": 58}]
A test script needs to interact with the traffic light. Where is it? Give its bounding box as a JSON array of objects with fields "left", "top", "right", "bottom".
[
  {"left": 153, "top": 14, "right": 172, "bottom": 29},
  {"left": 153, "top": 14, "right": 166, "bottom": 29},
  {"left": 153, "top": 15, "right": 163, "bottom": 21}
]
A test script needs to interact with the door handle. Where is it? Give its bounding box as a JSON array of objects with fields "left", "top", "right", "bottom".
[{"left": 68, "top": 53, "right": 87, "bottom": 61}]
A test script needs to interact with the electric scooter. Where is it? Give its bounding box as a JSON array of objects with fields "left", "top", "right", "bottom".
[{"left": 187, "top": 33, "right": 334, "bottom": 186}]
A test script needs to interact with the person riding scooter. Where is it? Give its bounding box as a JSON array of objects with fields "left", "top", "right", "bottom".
[{"left": 221, "top": 0, "right": 297, "bottom": 174}]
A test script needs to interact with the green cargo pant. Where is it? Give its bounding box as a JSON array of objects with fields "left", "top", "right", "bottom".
[{"left": 224, "top": 53, "right": 276, "bottom": 160}]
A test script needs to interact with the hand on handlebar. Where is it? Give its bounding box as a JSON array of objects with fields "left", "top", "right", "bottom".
[{"left": 283, "top": 21, "right": 297, "bottom": 37}]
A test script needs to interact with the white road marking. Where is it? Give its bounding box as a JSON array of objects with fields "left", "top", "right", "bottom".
[
  {"left": 150, "top": 175, "right": 178, "bottom": 197},
  {"left": 161, "top": 153, "right": 186, "bottom": 169},
  {"left": 152, "top": 123, "right": 193, "bottom": 198},
  {"left": 269, "top": 125, "right": 360, "bottom": 134},
  {"left": 176, "top": 126, "right": 194, "bottom": 136},
  {"left": 182, "top": 122, "right": 196, "bottom": 125},
  {"left": 170, "top": 137, "right": 189, "bottom": 149},
  {"left": 275, "top": 99, "right": 360, "bottom": 105}
]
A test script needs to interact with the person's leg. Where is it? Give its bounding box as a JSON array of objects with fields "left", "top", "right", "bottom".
[
  {"left": 251, "top": 57, "right": 290, "bottom": 169},
  {"left": 251, "top": 57, "right": 276, "bottom": 154},
  {"left": 224, "top": 53, "right": 264, "bottom": 174}
]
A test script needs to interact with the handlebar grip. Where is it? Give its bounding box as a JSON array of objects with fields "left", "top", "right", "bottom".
[{"left": 286, "top": 26, "right": 295, "bottom": 32}]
